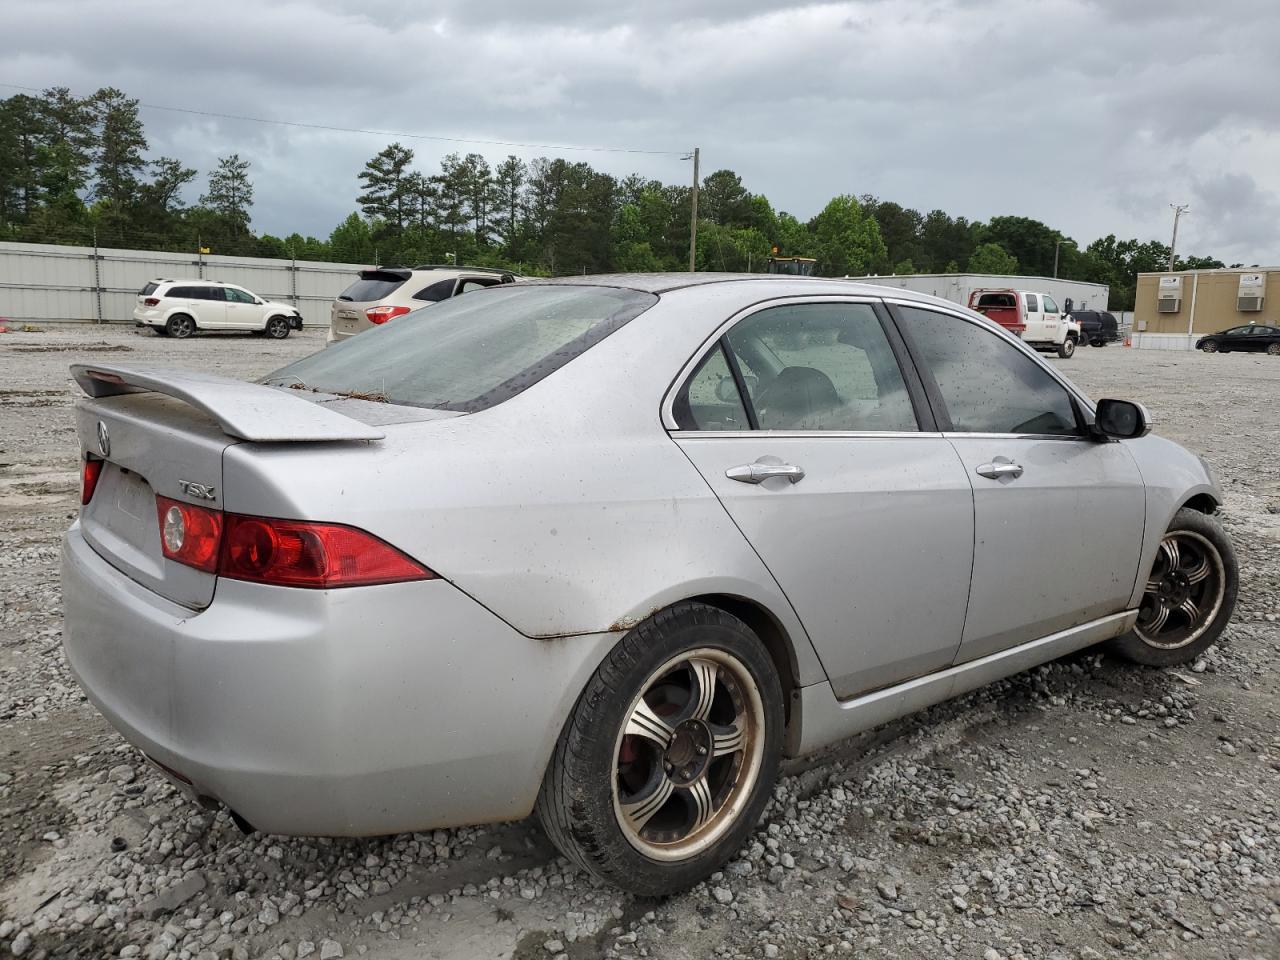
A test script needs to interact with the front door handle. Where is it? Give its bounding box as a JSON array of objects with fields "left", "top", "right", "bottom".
[
  {"left": 975, "top": 458, "right": 1024, "bottom": 480},
  {"left": 726, "top": 462, "right": 806, "bottom": 484}
]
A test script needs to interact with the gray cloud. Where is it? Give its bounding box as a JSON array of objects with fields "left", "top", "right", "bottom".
[{"left": 2, "top": 0, "right": 1277, "bottom": 263}]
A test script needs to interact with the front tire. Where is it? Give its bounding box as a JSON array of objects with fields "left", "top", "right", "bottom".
[
  {"left": 1267, "top": 343, "right": 1280, "bottom": 356},
  {"left": 165, "top": 314, "right": 195, "bottom": 339},
  {"left": 1109, "top": 508, "right": 1237, "bottom": 667},
  {"left": 265, "top": 316, "right": 291, "bottom": 339},
  {"left": 1201, "top": 341, "right": 1218, "bottom": 353},
  {"left": 1057, "top": 336, "right": 1076, "bottom": 359},
  {"left": 537, "top": 602, "right": 783, "bottom": 896}
]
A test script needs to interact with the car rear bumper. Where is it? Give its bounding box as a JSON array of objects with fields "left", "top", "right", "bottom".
[
  {"left": 132, "top": 307, "right": 163, "bottom": 327},
  {"left": 61, "top": 523, "right": 618, "bottom": 836}
]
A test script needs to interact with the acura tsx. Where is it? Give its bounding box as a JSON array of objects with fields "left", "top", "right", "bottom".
[{"left": 62, "top": 275, "right": 1237, "bottom": 895}]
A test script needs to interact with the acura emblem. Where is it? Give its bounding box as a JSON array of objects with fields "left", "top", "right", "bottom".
[{"left": 96, "top": 421, "right": 111, "bottom": 458}]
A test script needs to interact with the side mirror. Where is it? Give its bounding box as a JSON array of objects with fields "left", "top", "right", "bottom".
[{"left": 1094, "top": 399, "right": 1151, "bottom": 440}]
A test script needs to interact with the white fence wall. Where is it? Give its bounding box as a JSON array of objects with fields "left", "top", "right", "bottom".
[{"left": 0, "top": 241, "right": 367, "bottom": 327}]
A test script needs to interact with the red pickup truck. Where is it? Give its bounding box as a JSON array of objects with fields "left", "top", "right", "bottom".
[{"left": 968, "top": 289, "right": 1027, "bottom": 338}]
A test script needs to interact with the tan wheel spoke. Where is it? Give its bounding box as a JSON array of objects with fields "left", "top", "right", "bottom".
[
  {"left": 687, "top": 658, "right": 718, "bottom": 722},
  {"left": 1159, "top": 537, "right": 1181, "bottom": 572},
  {"left": 711, "top": 722, "right": 745, "bottom": 758},
  {"left": 1179, "top": 597, "right": 1200, "bottom": 623},
  {"left": 1146, "top": 599, "right": 1171, "bottom": 634},
  {"left": 687, "top": 775, "right": 714, "bottom": 832},
  {"left": 621, "top": 775, "right": 675, "bottom": 833},
  {"left": 626, "top": 697, "right": 675, "bottom": 748}
]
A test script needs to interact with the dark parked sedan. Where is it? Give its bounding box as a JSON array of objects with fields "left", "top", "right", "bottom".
[
  {"left": 1197, "top": 324, "right": 1280, "bottom": 355},
  {"left": 1069, "top": 310, "right": 1120, "bottom": 347}
]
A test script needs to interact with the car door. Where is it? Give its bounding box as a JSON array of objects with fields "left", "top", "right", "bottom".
[
  {"left": 188, "top": 287, "right": 226, "bottom": 328},
  {"left": 670, "top": 299, "right": 975, "bottom": 700},
  {"left": 1022, "top": 293, "right": 1044, "bottom": 341},
  {"left": 223, "top": 286, "right": 262, "bottom": 329},
  {"left": 892, "top": 303, "right": 1146, "bottom": 663},
  {"left": 1041, "top": 294, "right": 1063, "bottom": 342}
]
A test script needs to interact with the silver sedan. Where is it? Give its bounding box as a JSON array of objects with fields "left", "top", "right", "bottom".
[{"left": 61, "top": 275, "right": 1237, "bottom": 895}]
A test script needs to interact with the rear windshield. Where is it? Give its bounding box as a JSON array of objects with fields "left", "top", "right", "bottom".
[
  {"left": 338, "top": 276, "right": 405, "bottom": 302},
  {"left": 265, "top": 284, "right": 657, "bottom": 412},
  {"left": 140, "top": 282, "right": 158, "bottom": 295},
  {"left": 977, "top": 293, "right": 1017, "bottom": 308}
]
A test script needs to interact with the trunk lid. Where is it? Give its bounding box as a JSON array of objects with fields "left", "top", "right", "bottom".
[{"left": 71, "top": 363, "right": 393, "bottom": 610}]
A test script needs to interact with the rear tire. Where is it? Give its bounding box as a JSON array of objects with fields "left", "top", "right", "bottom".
[
  {"left": 165, "top": 314, "right": 195, "bottom": 339},
  {"left": 265, "top": 316, "right": 291, "bottom": 339},
  {"left": 1267, "top": 343, "right": 1280, "bottom": 356},
  {"left": 1108, "top": 508, "right": 1237, "bottom": 667},
  {"left": 1057, "top": 336, "right": 1076, "bottom": 359},
  {"left": 537, "top": 602, "right": 783, "bottom": 896}
]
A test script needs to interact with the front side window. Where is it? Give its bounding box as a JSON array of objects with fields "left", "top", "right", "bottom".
[
  {"left": 672, "top": 345, "right": 749, "bottom": 431},
  {"left": 721, "top": 302, "right": 918, "bottom": 432},
  {"left": 1025, "top": 293, "right": 1039, "bottom": 313},
  {"left": 225, "top": 287, "right": 256, "bottom": 304},
  {"left": 265, "top": 285, "right": 656, "bottom": 412},
  {"left": 898, "top": 306, "right": 1079, "bottom": 436},
  {"left": 1042, "top": 295, "right": 1059, "bottom": 313}
]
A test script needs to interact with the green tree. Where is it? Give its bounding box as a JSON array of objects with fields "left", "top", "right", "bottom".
[
  {"left": 492, "top": 155, "right": 526, "bottom": 247},
  {"left": 90, "top": 87, "right": 147, "bottom": 207},
  {"left": 140, "top": 157, "right": 196, "bottom": 214},
  {"left": 200, "top": 153, "right": 254, "bottom": 236},
  {"left": 700, "top": 169, "right": 752, "bottom": 227},
  {"left": 967, "top": 242, "right": 1019, "bottom": 274},
  {"left": 893, "top": 258, "right": 916, "bottom": 275},
  {"left": 357, "top": 143, "right": 415, "bottom": 233},
  {"left": 329, "top": 211, "right": 374, "bottom": 263},
  {"left": 978, "top": 216, "right": 1060, "bottom": 277},
  {"left": 810, "top": 195, "right": 886, "bottom": 276}
]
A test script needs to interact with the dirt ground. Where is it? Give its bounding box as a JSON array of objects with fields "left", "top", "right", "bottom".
[{"left": 0, "top": 325, "right": 1277, "bottom": 960}]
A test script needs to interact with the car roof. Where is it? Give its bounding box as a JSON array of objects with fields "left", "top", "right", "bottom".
[{"left": 531, "top": 272, "right": 971, "bottom": 309}]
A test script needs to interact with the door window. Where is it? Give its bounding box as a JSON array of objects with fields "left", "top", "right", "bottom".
[
  {"left": 1024, "top": 293, "right": 1039, "bottom": 312},
  {"left": 225, "top": 287, "right": 256, "bottom": 303},
  {"left": 458, "top": 279, "right": 499, "bottom": 294},
  {"left": 412, "top": 278, "right": 457, "bottom": 302},
  {"left": 672, "top": 345, "right": 749, "bottom": 431},
  {"left": 1042, "top": 295, "right": 1059, "bottom": 313},
  {"left": 722, "top": 303, "right": 918, "bottom": 432},
  {"left": 898, "top": 306, "right": 1079, "bottom": 436}
]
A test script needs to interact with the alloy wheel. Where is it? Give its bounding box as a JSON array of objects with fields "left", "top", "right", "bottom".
[
  {"left": 611, "top": 648, "right": 765, "bottom": 861},
  {"left": 168, "top": 316, "right": 193, "bottom": 338},
  {"left": 1267, "top": 343, "right": 1280, "bottom": 356},
  {"left": 1135, "top": 531, "right": 1226, "bottom": 650},
  {"left": 267, "top": 317, "right": 289, "bottom": 339},
  {"left": 1201, "top": 341, "right": 1218, "bottom": 353}
]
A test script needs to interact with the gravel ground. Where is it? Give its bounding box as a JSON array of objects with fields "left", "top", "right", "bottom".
[{"left": 1, "top": 325, "right": 1277, "bottom": 960}]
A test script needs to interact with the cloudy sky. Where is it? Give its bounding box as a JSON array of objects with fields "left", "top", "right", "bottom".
[{"left": 3, "top": 0, "right": 1278, "bottom": 263}]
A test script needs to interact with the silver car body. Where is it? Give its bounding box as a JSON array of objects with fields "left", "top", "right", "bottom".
[{"left": 62, "top": 275, "right": 1220, "bottom": 836}]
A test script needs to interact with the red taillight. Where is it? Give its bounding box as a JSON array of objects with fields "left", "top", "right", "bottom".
[
  {"left": 153, "top": 496, "right": 434, "bottom": 587},
  {"left": 143, "top": 297, "right": 161, "bottom": 307},
  {"left": 81, "top": 458, "right": 103, "bottom": 505},
  {"left": 220, "top": 514, "right": 434, "bottom": 587},
  {"left": 155, "top": 496, "right": 223, "bottom": 573},
  {"left": 365, "top": 305, "right": 411, "bottom": 325}
]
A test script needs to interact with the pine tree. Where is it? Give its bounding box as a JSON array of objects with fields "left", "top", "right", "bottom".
[
  {"left": 357, "top": 143, "right": 415, "bottom": 233},
  {"left": 90, "top": 87, "right": 147, "bottom": 207},
  {"left": 201, "top": 154, "right": 254, "bottom": 234}
]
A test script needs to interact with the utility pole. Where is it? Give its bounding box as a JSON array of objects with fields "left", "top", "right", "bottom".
[
  {"left": 1167, "top": 203, "right": 1189, "bottom": 271},
  {"left": 1053, "top": 238, "right": 1075, "bottom": 279},
  {"left": 687, "top": 147, "right": 700, "bottom": 272}
]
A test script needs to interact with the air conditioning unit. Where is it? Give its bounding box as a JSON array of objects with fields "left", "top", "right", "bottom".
[
  {"left": 1157, "top": 275, "right": 1182, "bottom": 314},
  {"left": 1237, "top": 272, "right": 1266, "bottom": 311}
]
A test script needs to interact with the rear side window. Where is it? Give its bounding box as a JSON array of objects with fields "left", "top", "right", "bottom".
[
  {"left": 265, "top": 285, "right": 657, "bottom": 412},
  {"left": 672, "top": 345, "right": 749, "bottom": 431},
  {"left": 338, "top": 276, "right": 406, "bottom": 302},
  {"left": 140, "top": 282, "right": 158, "bottom": 296},
  {"left": 720, "top": 302, "right": 918, "bottom": 432},
  {"left": 168, "top": 286, "right": 201, "bottom": 299},
  {"left": 1025, "top": 294, "right": 1039, "bottom": 312},
  {"left": 412, "top": 278, "right": 457, "bottom": 302},
  {"left": 898, "top": 306, "right": 1078, "bottom": 436}
]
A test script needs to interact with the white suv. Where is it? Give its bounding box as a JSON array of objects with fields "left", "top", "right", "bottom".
[
  {"left": 134, "top": 280, "right": 304, "bottom": 339},
  {"left": 327, "top": 265, "right": 518, "bottom": 344}
]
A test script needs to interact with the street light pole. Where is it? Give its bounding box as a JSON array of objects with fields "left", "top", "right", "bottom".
[
  {"left": 687, "top": 147, "right": 700, "bottom": 272},
  {"left": 1168, "top": 204, "right": 1189, "bottom": 271},
  {"left": 1053, "top": 238, "right": 1075, "bottom": 279}
]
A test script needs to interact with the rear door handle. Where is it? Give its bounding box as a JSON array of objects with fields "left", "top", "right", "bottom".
[
  {"left": 726, "top": 462, "right": 805, "bottom": 484},
  {"left": 975, "top": 458, "right": 1024, "bottom": 480}
]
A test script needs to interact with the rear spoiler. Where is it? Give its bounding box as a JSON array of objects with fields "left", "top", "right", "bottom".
[{"left": 70, "top": 364, "right": 385, "bottom": 442}]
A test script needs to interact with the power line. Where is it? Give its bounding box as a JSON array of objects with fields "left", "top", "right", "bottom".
[{"left": 0, "top": 81, "right": 685, "bottom": 157}]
